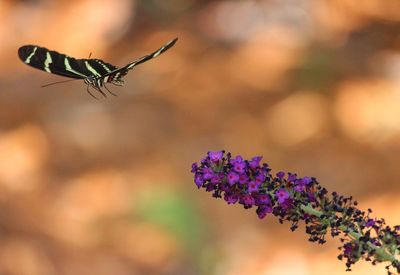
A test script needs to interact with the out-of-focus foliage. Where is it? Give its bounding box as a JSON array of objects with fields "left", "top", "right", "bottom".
[{"left": 0, "top": 0, "right": 399, "bottom": 274}]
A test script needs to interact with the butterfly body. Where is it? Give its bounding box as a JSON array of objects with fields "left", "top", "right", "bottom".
[{"left": 18, "top": 38, "right": 178, "bottom": 98}]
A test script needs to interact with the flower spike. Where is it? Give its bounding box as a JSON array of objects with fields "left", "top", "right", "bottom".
[{"left": 191, "top": 150, "right": 400, "bottom": 274}]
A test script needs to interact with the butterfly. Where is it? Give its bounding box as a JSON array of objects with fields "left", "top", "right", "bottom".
[{"left": 18, "top": 38, "right": 178, "bottom": 98}]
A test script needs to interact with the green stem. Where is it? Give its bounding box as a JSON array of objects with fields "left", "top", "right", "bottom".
[{"left": 300, "top": 204, "right": 398, "bottom": 263}]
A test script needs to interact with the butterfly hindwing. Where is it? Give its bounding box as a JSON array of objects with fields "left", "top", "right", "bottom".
[{"left": 88, "top": 59, "right": 117, "bottom": 75}]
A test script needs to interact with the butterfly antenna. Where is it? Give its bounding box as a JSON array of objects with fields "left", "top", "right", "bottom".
[
  {"left": 88, "top": 52, "right": 92, "bottom": 58},
  {"left": 41, "top": 78, "right": 79, "bottom": 88}
]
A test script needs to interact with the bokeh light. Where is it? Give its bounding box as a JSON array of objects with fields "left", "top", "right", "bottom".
[{"left": 0, "top": 0, "right": 399, "bottom": 274}]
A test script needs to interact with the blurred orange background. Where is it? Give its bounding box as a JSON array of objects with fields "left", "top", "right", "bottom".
[{"left": 0, "top": 0, "right": 399, "bottom": 274}]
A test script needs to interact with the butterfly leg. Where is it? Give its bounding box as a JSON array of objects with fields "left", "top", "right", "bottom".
[
  {"left": 86, "top": 85, "right": 99, "bottom": 100},
  {"left": 104, "top": 83, "right": 117, "bottom": 97},
  {"left": 96, "top": 87, "right": 107, "bottom": 98},
  {"left": 91, "top": 84, "right": 107, "bottom": 98},
  {"left": 93, "top": 79, "right": 109, "bottom": 98}
]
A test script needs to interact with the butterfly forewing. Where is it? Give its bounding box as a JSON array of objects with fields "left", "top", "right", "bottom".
[
  {"left": 19, "top": 45, "right": 87, "bottom": 79},
  {"left": 101, "top": 37, "right": 178, "bottom": 84}
]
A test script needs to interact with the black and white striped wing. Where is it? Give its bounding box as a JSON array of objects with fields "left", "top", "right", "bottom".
[
  {"left": 102, "top": 37, "right": 178, "bottom": 84},
  {"left": 18, "top": 45, "right": 118, "bottom": 79}
]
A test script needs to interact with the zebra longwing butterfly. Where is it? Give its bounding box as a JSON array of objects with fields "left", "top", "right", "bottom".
[{"left": 18, "top": 38, "right": 178, "bottom": 98}]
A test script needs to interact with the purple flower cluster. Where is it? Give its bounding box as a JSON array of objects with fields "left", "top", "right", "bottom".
[
  {"left": 191, "top": 151, "right": 316, "bottom": 219},
  {"left": 191, "top": 151, "right": 400, "bottom": 274}
]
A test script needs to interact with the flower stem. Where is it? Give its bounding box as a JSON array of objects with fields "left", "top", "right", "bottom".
[{"left": 300, "top": 204, "right": 398, "bottom": 263}]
